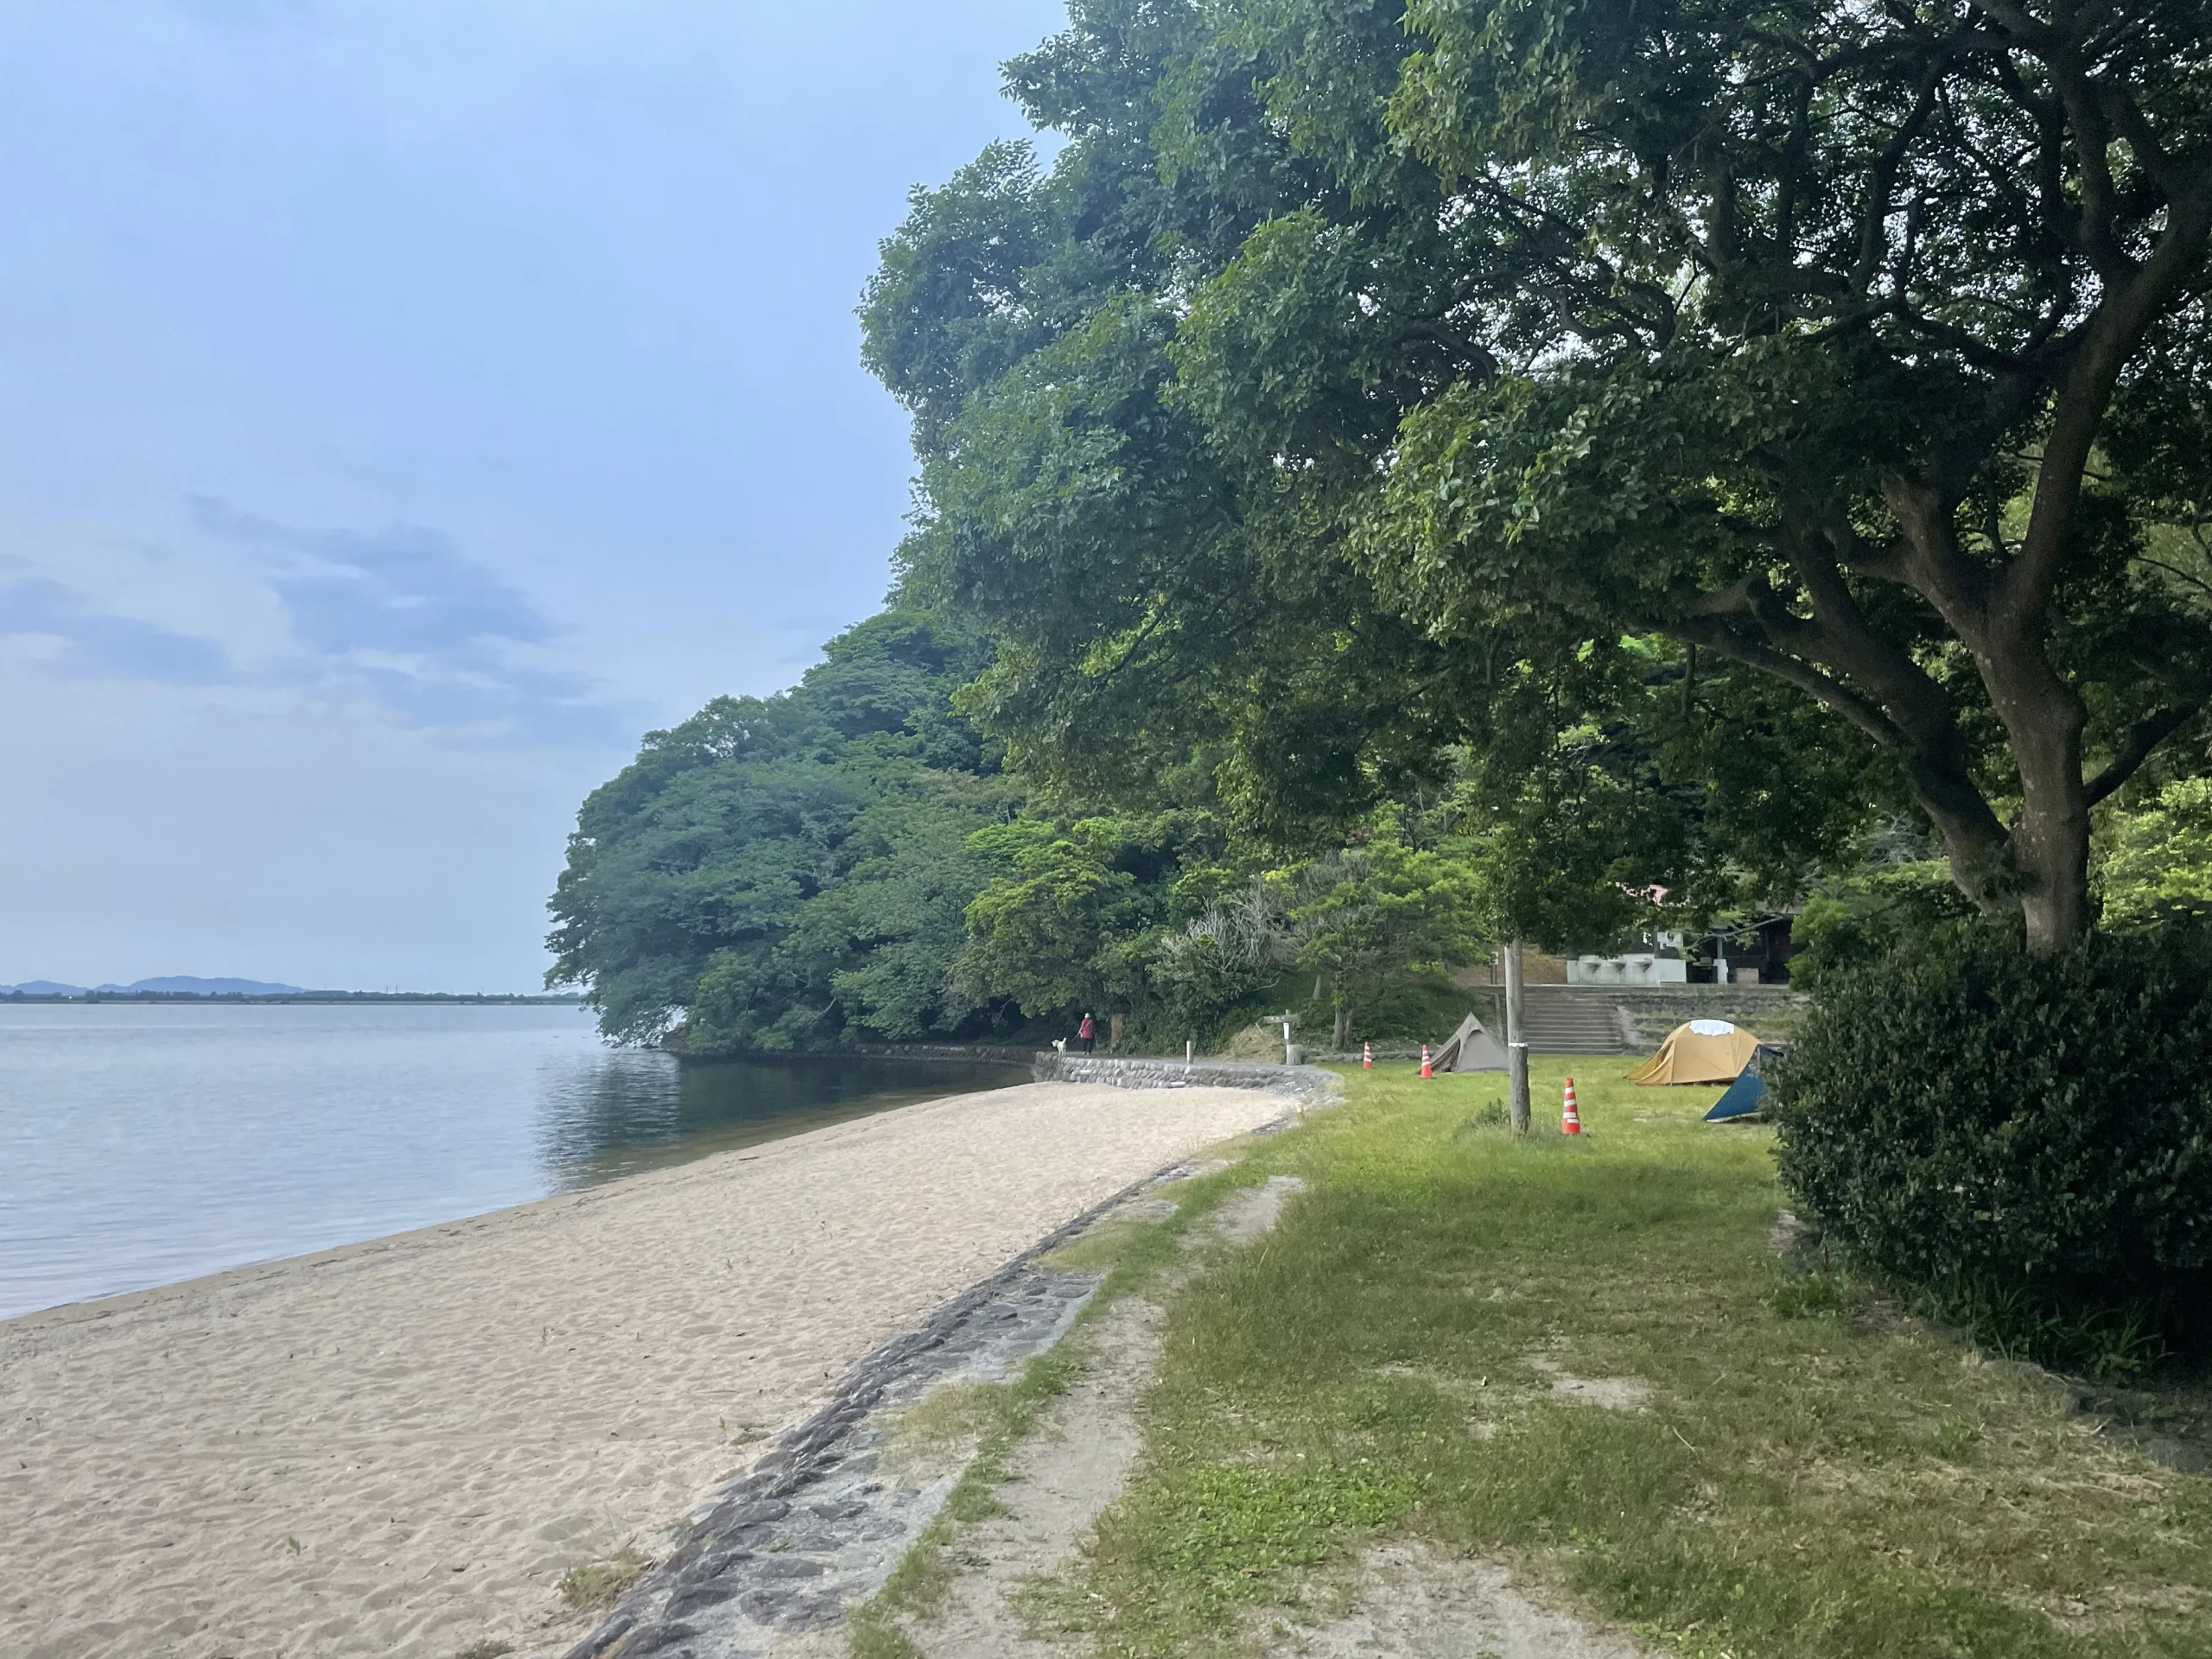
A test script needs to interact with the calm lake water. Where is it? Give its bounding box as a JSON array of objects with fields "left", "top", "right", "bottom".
[{"left": 0, "top": 1003, "right": 1028, "bottom": 1319}]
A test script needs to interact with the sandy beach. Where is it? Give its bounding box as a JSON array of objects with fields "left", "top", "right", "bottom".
[{"left": 2, "top": 1080, "right": 1291, "bottom": 1659}]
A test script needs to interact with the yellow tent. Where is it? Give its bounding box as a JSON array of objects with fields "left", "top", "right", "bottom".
[{"left": 1628, "top": 1018, "right": 1762, "bottom": 1085}]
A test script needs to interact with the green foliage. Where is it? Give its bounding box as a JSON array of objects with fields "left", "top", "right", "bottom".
[
  {"left": 2099, "top": 778, "right": 2212, "bottom": 929},
  {"left": 861, "top": 6, "right": 1561, "bottom": 844},
  {"left": 1287, "top": 971, "right": 1470, "bottom": 1049},
  {"left": 1910, "top": 1272, "right": 2171, "bottom": 1387},
  {"left": 545, "top": 609, "right": 1023, "bottom": 1049},
  {"left": 1786, "top": 855, "right": 1978, "bottom": 995},
  {"left": 1773, "top": 925, "right": 2212, "bottom": 1366},
  {"left": 555, "top": 601, "right": 1492, "bottom": 1055},
  {"left": 956, "top": 810, "right": 1227, "bottom": 1022},
  {"left": 1427, "top": 636, "right": 1878, "bottom": 950},
  {"left": 1146, "top": 925, "right": 1279, "bottom": 1048},
  {"left": 868, "top": 0, "right": 2212, "bottom": 948},
  {"left": 1280, "top": 809, "right": 1484, "bottom": 1042}
]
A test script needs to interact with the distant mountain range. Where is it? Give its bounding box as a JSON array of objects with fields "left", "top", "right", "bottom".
[{"left": 3, "top": 976, "right": 308, "bottom": 996}]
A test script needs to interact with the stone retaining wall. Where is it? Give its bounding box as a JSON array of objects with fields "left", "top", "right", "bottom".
[
  {"left": 810, "top": 1042, "right": 1043, "bottom": 1066},
  {"left": 1459, "top": 984, "right": 1808, "bottom": 1046},
  {"left": 1032, "top": 1052, "right": 1345, "bottom": 1107},
  {"left": 1604, "top": 987, "right": 1807, "bottom": 1044}
]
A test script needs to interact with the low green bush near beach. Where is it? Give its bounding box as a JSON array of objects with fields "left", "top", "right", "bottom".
[
  {"left": 1772, "top": 924, "right": 2212, "bottom": 1376},
  {"left": 1036, "top": 1062, "right": 2212, "bottom": 1658}
]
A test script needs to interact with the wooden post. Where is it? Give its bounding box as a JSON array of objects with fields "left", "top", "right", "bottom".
[{"left": 1504, "top": 939, "right": 1530, "bottom": 1134}]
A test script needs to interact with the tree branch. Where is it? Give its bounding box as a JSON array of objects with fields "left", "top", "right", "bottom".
[
  {"left": 1853, "top": 63, "right": 1947, "bottom": 295},
  {"left": 2083, "top": 701, "right": 2209, "bottom": 806},
  {"left": 1667, "top": 610, "right": 2014, "bottom": 885},
  {"left": 1966, "top": 0, "right": 2135, "bottom": 276},
  {"left": 1883, "top": 477, "right": 1993, "bottom": 632},
  {"left": 2137, "top": 555, "right": 2212, "bottom": 600},
  {"left": 1665, "top": 614, "right": 1908, "bottom": 750},
  {"left": 1999, "top": 182, "right": 2212, "bottom": 633}
]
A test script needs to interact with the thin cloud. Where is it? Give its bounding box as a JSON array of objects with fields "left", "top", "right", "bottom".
[
  {"left": 0, "top": 578, "right": 232, "bottom": 685},
  {"left": 192, "top": 495, "right": 635, "bottom": 746},
  {"left": 194, "top": 497, "right": 551, "bottom": 654}
]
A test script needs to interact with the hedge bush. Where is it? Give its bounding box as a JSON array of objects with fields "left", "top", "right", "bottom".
[{"left": 1771, "top": 924, "right": 2212, "bottom": 1360}]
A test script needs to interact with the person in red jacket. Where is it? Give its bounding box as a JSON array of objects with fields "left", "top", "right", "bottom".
[{"left": 1077, "top": 1012, "right": 1096, "bottom": 1052}]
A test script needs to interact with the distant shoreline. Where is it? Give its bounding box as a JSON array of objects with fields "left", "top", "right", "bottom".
[{"left": 0, "top": 991, "right": 588, "bottom": 1006}]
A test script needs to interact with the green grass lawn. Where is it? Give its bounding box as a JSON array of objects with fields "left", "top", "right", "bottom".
[{"left": 1052, "top": 1059, "right": 2212, "bottom": 1657}]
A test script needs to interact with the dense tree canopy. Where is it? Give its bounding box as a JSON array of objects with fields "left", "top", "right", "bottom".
[
  {"left": 866, "top": 0, "right": 2212, "bottom": 950},
  {"left": 544, "top": 611, "right": 1022, "bottom": 1049},
  {"left": 545, "top": 602, "right": 1479, "bottom": 1051},
  {"left": 550, "top": 0, "right": 2212, "bottom": 1055},
  {"left": 546, "top": 603, "right": 1522, "bottom": 1051},
  {"left": 955, "top": 808, "right": 1235, "bottom": 1019}
]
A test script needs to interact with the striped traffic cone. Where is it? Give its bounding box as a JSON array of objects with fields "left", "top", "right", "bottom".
[
  {"left": 1420, "top": 1044, "right": 1433, "bottom": 1079},
  {"left": 1561, "top": 1075, "right": 1582, "bottom": 1135},
  {"left": 1362, "top": 1041, "right": 1373, "bottom": 1070}
]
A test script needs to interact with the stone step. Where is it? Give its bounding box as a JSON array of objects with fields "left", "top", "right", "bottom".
[{"left": 1515, "top": 993, "right": 1636, "bottom": 1055}]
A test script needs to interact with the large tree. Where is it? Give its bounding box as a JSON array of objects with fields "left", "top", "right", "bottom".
[
  {"left": 1280, "top": 810, "right": 1485, "bottom": 1046},
  {"left": 868, "top": 0, "right": 2212, "bottom": 950},
  {"left": 544, "top": 610, "right": 1019, "bottom": 1046}
]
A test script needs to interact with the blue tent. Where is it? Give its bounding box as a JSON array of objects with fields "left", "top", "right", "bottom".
[{"left": 1704, "top": 1044, "right": 1784, "bottom": 1121}]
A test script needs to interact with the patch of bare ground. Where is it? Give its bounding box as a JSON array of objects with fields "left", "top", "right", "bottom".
[
  {"left": 906, "top": 1294, "right": 1165, "bottom": 1657},
  {"left": 1528, "top": 1356, "right": 1654, "bottom": 1413},
  {"left": 1252, "top": 1540, "right": 1658, "bottom": 1658},
  {"left": 891, "top": 1174, "right": 1307, "bottom": 1657},
  {"left": 1766, "top": 1205, "right": 1803, "bottom": 1255}
]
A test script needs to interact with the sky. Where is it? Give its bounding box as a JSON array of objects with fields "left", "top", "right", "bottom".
[{"left": 0, "top": 0, "right": 1065, "bottom": 992}]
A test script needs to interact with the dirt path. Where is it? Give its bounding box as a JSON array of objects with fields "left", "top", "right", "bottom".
[
  {"left": 910, "top": 1291, "right": 1166, "bottom": 1656},
  {"left": 884, "top": 1168, "right": 1656, "bottom": 1659},
  {"left": 895, "top": 1174, "right": 1306, "bottom": 1657}
]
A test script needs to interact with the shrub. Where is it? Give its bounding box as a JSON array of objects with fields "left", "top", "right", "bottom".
[{"left": 1771, "top": 924, "right": 2212, "bottom": 1366}]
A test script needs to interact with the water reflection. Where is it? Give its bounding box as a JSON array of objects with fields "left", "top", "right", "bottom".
[
  {"left": 535, "top": 1052, "right": 1033, "bottom": 1187},
  {"left": 0, "top": 1002, "right": 1032, "bottom": 1318}
]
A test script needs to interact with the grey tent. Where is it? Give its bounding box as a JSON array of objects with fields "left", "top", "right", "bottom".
[{"left": 1433, "top": 1012, "right": 1509, "bottom": 1073}]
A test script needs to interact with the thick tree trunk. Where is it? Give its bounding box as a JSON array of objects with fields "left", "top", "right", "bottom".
[
  {"left": 1977, "top": 638, "right": 2094, "bottom": 952},
  {"left": 1332, "top": 1003, "right": 1351, "bottom": 1049},
  {"left": 1876, "top": 480, "right": 2096, "bottom": 953}
]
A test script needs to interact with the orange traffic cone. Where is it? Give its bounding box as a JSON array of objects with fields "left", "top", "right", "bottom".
[
  {"left": 1420, "top": 1045, "right": 1433, "bottom": 1079},
  {"left": 1362, "top": 1041, "right": 1373, "bottom": 1070},
  {"left": 1561, "top": 1076, "right": 1582, "bottom": 1135}
]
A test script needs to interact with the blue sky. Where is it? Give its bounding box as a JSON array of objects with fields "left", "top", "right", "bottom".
[{"left": 0, "top": 0, "right": 1063, "bottom": 992}]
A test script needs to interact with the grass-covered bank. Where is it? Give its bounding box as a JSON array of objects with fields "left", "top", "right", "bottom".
[{"left": 1056, "top": 1062, "right": 2212, "bottom": 1657}]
